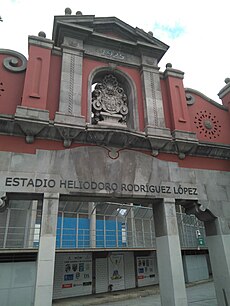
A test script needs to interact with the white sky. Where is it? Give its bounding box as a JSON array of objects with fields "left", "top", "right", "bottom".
[{"left": 1, "top": 0, "right": 229, "bottom": 102}]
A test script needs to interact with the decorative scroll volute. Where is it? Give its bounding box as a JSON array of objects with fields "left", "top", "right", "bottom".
[
  {"left": 92, "top": 74, "right": 128, "bottom": 125},
  {"left": 0, "top": 49, "right": 27, "bottom": 72}
]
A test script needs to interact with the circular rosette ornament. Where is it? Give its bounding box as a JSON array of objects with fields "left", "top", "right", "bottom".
[{"left": 194, "top": 110, "right": 221, "bottom": 139}]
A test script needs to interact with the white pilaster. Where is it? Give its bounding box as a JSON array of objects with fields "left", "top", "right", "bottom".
[
  {"left": 153, "top": 198, "right": 188, "bottom": 306},
  {"left": 34, "top": 193, "right": 59, "bottom": 306},
  {"left": 205, "top": 217, "right": 230, "bottom": 305}
]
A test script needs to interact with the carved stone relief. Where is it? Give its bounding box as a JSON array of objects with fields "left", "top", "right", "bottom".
[{"left": 91, "top": 74, "right": 128, "bottom": 126}]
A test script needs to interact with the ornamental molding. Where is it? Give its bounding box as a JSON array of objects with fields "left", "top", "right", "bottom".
[
  {"left": 186, "top": 93, "right": 195, "bottom": 105},
  {"left": 185, "top": 88, "right": 227, "bottom": 110},
  {"left": 194, "top": 110, "right": 221, "bottom": 140},
  {"left": 0, "top": 112, "right": 229, "bottom": 159},
  {"left": 0, "top": 49, "right": 27, "bottom": 72}
]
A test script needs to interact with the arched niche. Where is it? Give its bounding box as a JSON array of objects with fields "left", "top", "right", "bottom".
[{"left": 87, "top": 67, "right": 139, "bottom": 130}]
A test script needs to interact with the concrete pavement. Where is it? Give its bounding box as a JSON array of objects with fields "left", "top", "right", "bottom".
[{"left": 53, "top": 279, "right": 217, "bottom": 306}]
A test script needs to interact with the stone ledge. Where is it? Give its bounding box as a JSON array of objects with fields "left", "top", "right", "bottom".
[
  {"left": 145, "top": 126, "right": 172, "bottom": 138},
  {"left": 54, "top": 112, "right": 85, "bottom": 127},
  {"left": 218, "top": 82, "right": 230, "bottom": 99},
  {"left": 172, "top": 130, "right": 198, "bottom": 142},
  {"left": 0, "top": 116, "right": 229, "bottom": 159},
  {"left": 172, "top": 130, "right": 198, "bottom": 156},
  {"left": 15, "top": 106, "right": 50, "bottom": 122},
  {"left": 28, "top": 36, "right": 54, "bottom": 49},
  {"left": 14, "top": 106, "right": 50, "bottom": 143},
  {"left": 163, "top": 67, "right": 184, "bottom": 79},
  {"left": 145, "top": 126, "right": 172, "bottom": 153}
]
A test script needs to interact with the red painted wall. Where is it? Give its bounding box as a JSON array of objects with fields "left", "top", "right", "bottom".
[
  {"left": 118, "top": 65, "right": 145, "bottom": 131},
  {"left": 47, "top": 54, "right": 62, "bottom": 120},
  {"left": 187, "top": 92, "right": 230, "bottom": 144},
  {"left": 0, "top": 134, "right": 229, "bottom": 171},
  {"left": 0, "top": 135, "right": 87, "bottom": 154},
  {"left": 157, "top": 152, "right": 230, "bottom": 172},
  {"left": 160, "top": 78, "right": 172, "bottom": 129},
  {"left": 161, "top": 73, "right": 230, "bottom": 145},
  {"left": 21, "top": 44, "right": 52, "bottom": 110},
  {"left": 0, "top": 54, "right": 25, "bottom": 115},
  {"left": 1, "top": 45, "right": 230, "bottom": 172},
  {"left": 81, "top": 58, "right": 104, "bottom": 119},
  {"left": 161, "top": 73, "right": 191, "bottom": 132}
]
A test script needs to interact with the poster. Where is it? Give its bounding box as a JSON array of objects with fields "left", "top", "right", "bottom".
[
  {"left": 108, "top": 254, "right": 125, "bottom": 291},
  {"left": 62, "top": 253, "right": 92, "bottom": 292},
  {"left": 136, "top": 255, "right": 157, "bottom": 286}
]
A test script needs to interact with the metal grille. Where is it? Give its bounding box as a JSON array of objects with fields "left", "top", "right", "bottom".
[
  {"left": 56, "top": 202, "right": 156, "bottom": 249},
  {"left": 0, "top": 200, "right": 42, "bottom": 249},
  {"left": 177, "top": 212, "right": 206, "bottom": 248},
  {"left": 0, "top": 199, "right": 207, "bottom": 250}
]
